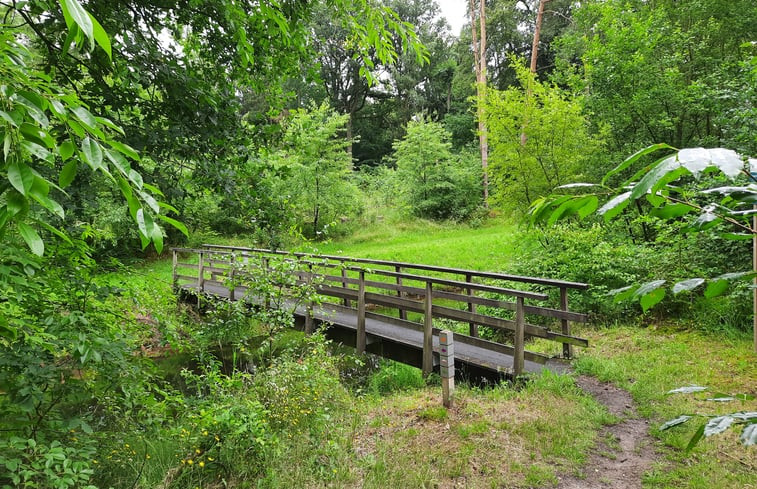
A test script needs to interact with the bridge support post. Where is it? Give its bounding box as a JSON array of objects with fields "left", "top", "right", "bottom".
[
  {"left": 560, "top": 287, "right": 572, "bottom": 359},
  {"left": 422, "top": 281, "right": 433, "bottom": 377},
  {"left": 514, "top": 296, "right": 525, "bottom": 378},
  {"left": 440, "top": 330, "right": 454, "bottom": 407},
  {"left": 357, "top": 270, "right": 366, "bottom": 354}
]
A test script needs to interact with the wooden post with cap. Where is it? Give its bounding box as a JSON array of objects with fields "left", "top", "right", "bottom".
[{"left": 440, "top": 330, "right": 455, "bottom": 407}]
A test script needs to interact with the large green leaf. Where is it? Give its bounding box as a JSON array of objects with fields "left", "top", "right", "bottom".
[
  {"left": 659, "top": 415, "right": 692, "bottom": 431},
  {"left": 704, "top": 279, "right": 729, "bottom": 298},
  {"left": 672, "top": 278, "right": 705, "bottom": 294},
  {"left": 157, "top": 214, "right": 189, "bottom": 237},
  {"left": 8, "top": 159, "right": 34, "bottom": 195},
  {"left": 602, "top": 143, "right": 676, "bottom": 185},
  {"left": 107, "top": 140, "right": 140, "bottom": 161},
  {"left": 598, "top": 191, "right": 631, "bottom": 222},
  {"left": 610, "top": 284, "right": 638, "bottom": 303},
  {"left": 629, "top": 155, "right": 680, "bottom": 201},
  {"left": 5, "top": 190, "right": 28, "bottom": 217},
  {"left": 640, "top": 287, "right": 666, "bottom": 312},
  {"left": 649, "top": 203, "right": 694, "bottom": 219},
  {"left": 81, "top": 137, "right": 103, "bottom": 170},
  {"left": 17, "top": 222, "right": 44, "bottom": 256},
  {"left": 89, "top": 12, "right": 112, "bottom": 59},
  {"left": 685, "top": 423, "right": 706, "bottom": 452},
  {"left": 59, "top": 140, "right": 75, "bottom": 161},
  {"left": 704, "top": 416, "right": 735, "bottom": 437},
  {"left": 741, "top": 424, "right": 757, "bottom": 446},
  {"left": 59, "top": 160, "right": 77, "bottom": 188},
  {"left": 60, "top": 0, "right": 94, "bottom": 43},
  {"left": 151, "top": 222, "right": 164, "bottom": 254}
]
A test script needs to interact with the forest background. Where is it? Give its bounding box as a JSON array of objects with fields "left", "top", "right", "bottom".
[{"left": 1, "top": 0, "right": 756, "bottom": 487}]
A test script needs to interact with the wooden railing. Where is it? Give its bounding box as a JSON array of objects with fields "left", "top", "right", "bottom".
[{"left": 171, "top": 245, "right": 589, "bottom": 377}]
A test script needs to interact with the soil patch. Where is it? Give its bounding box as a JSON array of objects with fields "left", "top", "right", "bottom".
[{"left": 558, "top": 376, "right": 657, "bottom": 489}]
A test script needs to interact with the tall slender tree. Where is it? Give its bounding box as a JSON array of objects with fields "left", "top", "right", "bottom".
[{"left": 469, "top": 0, "right": 489, "bottom": 205}]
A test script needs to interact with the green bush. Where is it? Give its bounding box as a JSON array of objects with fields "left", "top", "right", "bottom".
[
  {"left": 252, "top": 334, "right": 350, "bottom": 434},
  {"left": 393, "top": 117, "right": 483, "bottom": 221},
  {"left": 514, "top": 221, "right": 752, "bottom": 332}
]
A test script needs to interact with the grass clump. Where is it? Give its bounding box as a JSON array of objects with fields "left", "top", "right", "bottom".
[{"left": 367, "top": 361, "right": 425, "bottom": 395}]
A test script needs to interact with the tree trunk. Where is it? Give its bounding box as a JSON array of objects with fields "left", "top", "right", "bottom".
[
  {"left": 521, "top": 0, "right": 549, "bottom": 146},
  {"left": 470, "top": 0, "right": 489, "bottom": 206}
]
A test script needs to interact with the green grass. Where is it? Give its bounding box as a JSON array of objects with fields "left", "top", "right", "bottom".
[
  {"left": 301, "top": 217, "right": 530, "bottom": 272},
  {"left": 575, "top": 325, "right": 757, "bottom": 489},
  {"left": 352, "top": 373, "right": 612, "bottom": 488}
]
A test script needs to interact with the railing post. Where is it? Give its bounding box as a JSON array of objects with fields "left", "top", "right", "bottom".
[
  {"left": 465, "top": 273, "right": 478, "bottom": 337},
  {"left": 560, "top": 287, "right": 572, "bottom": 359},
  {"left": 197, "top": 251, "right": 205, "bottom": 308},
  {"left": 422, "top": 281, "right": 433, "bottom": 377},
  {"left": 172, "top": 249, "right": 178, "bottom": 291},
  {"left": 305, "top": 263, "right": 314, "bottom": 334},
  {"left": 396, "top": 265, "right": 407, "bottom": 320},
  {"left": 341, "top": 264, "right": 351, "bottom": 307},
  {"left": 357, "top": 270, "right": 366, "bottom": 354},
  {"left": 229, "top": 251, "right": 236, "bottom": 301},
  {"left": 514, "top": 296, "right": 525, "bottom": 378}
]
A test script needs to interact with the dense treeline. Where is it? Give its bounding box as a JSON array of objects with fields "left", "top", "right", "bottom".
[{"left": 1, "top": 0, "right": 756, "bottom": 486}]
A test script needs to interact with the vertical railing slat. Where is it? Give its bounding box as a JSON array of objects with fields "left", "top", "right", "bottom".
[
  {"left": 560, "top": 287, "right": 572, "bottom": 359},
  {"left": 357, "top": 270, "right": 366, "bottom": 354},
  {"left": 396, "top": 265, "right": 407, "bottom": 320},
  {"left": 422, "top": 281, "right": 433, "bottom": 377},
  {"left": 466, "top": 272, "right": 478, "bottom": 337},
  {"left": 197, "top": 251, "right": 205, "bottom": 308},
  {"left": 514, "top": 296, "right": 525, "bottom": 377},
  {"left": 172, "top": 249, "right": 178, "bottom": 291}
]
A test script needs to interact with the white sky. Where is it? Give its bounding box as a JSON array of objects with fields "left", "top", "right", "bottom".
[{"left": 436, "top": 0, "right": 468, "bottom": 37}]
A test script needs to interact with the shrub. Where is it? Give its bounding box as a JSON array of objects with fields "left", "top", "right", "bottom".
[{"left": 393, "top": 117, "right": 482, "bottom": 221}]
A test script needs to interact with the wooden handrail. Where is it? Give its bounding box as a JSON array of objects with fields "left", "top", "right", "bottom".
[{"left": 198, "top": 244, "right": 589, "bottom": 290}]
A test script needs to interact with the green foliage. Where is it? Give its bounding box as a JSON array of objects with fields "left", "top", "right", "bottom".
[
  {"left": 660, "top": 389, "right": 757, "bottom": 451},
  {"left": 267, "top": 104, "right": 361, "bottom": 239},
  {"left": 0, "top": 1, "right": 183, "bottom": 257},
  {"left": 484, "top": 59, "right": 605, "bottom": 211},
  {"left": 392, "top": 117, "right": 482, "bottom": 220},
  {"left": 555, "top": 0, "right": 757, "bottom": 157},
  {"left": 252, "top": 334, "right": 350, "bottom": 433},
  {"left": 368, "top": 361, "right": 425, "bottom": 395},
  {"left": 529, "top": 144, "right": 756, "bottom": 317}
]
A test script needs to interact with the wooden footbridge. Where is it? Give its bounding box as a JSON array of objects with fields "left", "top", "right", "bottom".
[{"left": 171, "top": 245, "right": 589, "bottom": 381}]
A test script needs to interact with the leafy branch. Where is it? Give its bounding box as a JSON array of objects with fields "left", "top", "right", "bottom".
[
  {"left": 529, "top": 144, "right": 757, "bottom": 311},
  {"left": 660, "top": 386, "right": 757, "bottom": 451}
]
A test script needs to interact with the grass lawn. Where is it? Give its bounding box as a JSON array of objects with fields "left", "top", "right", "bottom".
[{"left": 300, "top": 217, "right": 530, "bottom": 272}]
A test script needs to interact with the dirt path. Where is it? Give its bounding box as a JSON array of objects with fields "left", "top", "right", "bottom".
[{"left": 557, "top": 376, "right": 657, "bottom": 489}]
